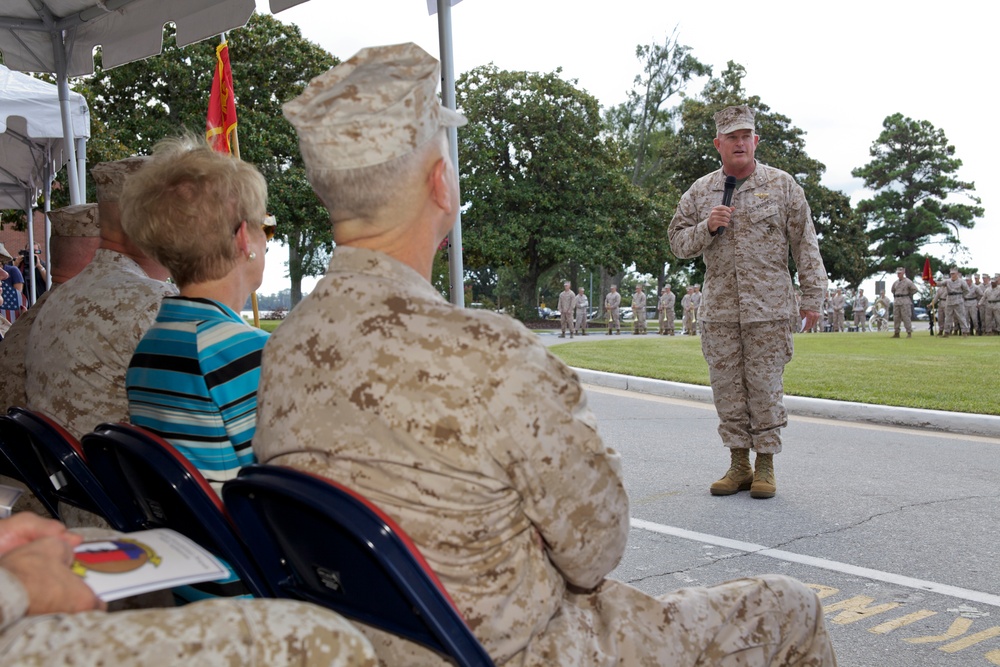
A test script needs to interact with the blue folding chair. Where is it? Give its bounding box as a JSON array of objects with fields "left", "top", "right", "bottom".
[
  {"left": 0, "top": 407, "right": 132, "bottom": 529},
  {"left": 81, "top": 422, "right": 270, "bottom": 598},
  {"left": 223, "top": 465, "right": 495, "bottom": 667}
]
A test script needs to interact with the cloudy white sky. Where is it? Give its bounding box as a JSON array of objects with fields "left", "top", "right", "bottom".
[{"left": 253, "top": 0, "right": 994, "bottom": 296}]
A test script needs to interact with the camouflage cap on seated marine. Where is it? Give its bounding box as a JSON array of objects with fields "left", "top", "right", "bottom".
[
  {"left": 714, "top": 105, "right": 755, "bottom": 134},
  {"left": 283, "top": 42, "right": 467, "bottom": 172},
  {"left": 48, "top": 204, "right": 100, "bottom": 238},
  {"left": 90, "top": 156, "right": 153, "bottom": 203}
]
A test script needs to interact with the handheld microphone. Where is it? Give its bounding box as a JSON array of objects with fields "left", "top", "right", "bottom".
[{"left": 718, "top": 175, "right": 736, "bottom": 236}]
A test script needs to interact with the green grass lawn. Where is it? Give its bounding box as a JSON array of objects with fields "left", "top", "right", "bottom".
[
  {"left": 255, "top": 320, "right": 282, "bottom": 334},
  {"left": 548, "top": 331, "right": 1000, "bottom": 416},
  {"left": 251, "top": 316, "right": 999, "bottom": 415}
]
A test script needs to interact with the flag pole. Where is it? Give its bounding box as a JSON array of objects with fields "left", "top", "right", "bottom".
[
  {"left": 229, "top": 122, "right": 260, "bottom": 328},
  {"left": 206, "top": 32, "right": 263, "bottom": 329}
]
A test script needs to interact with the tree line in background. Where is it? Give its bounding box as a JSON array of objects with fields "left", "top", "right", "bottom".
[
  {"left": 3, "top": 17, "right": 983, "bottom": 318},
  {"left": 454, "top": 30, "right": 982, "bottom": 319}
]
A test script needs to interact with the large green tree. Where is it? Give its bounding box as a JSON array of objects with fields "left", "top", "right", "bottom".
[
  {"left": 79, "top": 13, "right": 337, "bottom": 304},
  {"left": 852, "top": 113, "right": 983, "bottom": 277},
  {"left": 603, "top": 29, "right": 710, "bottom": 298},
  {"left": 667, "top": 62, "right": 869, "bottom": 287},
  {"left": 456, "top": 65, "right": 651, "bottom": 321}
]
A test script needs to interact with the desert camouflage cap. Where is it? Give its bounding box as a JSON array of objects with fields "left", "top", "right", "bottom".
[
  {"left": 949, "top": 266, "right": 959, "bottom": 274},
  {"left": 48, "top": 204, "right": 100, "bottom": 237},
  {"left": 896, "top": 266, "right": 906, "bottom": 272},
  {"left": 91, "top": 156, "right": 153, "bottom": 203},
  {"left": 283, "top": 42, "right": 467, "bottom": 171},
  {"left": 714, "top": 105, "right": 755, "bottom": 135}
]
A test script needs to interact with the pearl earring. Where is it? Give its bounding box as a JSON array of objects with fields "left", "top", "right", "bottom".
[{"left": 249, "top": 252, "right": 257, "bottom": 261}]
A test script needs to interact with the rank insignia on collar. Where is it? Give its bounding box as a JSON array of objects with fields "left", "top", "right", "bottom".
[{"left": 754, "top": 193, "right": 770, "bottom": 198}]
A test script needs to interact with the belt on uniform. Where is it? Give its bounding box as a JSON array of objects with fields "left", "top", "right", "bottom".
[
  {"left": 990, "top": 300, "right": 1000, "bottom": 303},
  {"left": 965, "top": 297, "right": 978, "bottom": 301},
  {"left": 949, "top": 292, "right": 962, "bottom": 295}
]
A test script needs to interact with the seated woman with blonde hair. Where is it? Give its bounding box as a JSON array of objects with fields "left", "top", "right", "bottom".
[{"left": 120, "top": 135, "right": 274, "bottom": 491}]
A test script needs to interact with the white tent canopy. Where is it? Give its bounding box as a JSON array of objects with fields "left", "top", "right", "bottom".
[
  {"left": 0, "top": 0, "right": 309, "bottom": 205},
  {"left": 0, "top": 65, "right": 90, "bottom": 211},
  {"left": 0, "top": 0, "right": 469, "bottom": 305},
  {"left": 1, "top": 64, "right": 91, "bottom": 303}
]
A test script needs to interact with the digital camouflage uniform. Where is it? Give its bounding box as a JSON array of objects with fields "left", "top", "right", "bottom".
[
  {"left": 573, "top": 291, "right": 589, "bottom": 334},
  {"left": 605, "top": 289, "right": 621, "bottom": 334},
  {"left": 254, "top": 246, "right": 834, "bottom": 667},
  {"left": 23, "top": 249, "right": 176, "bottom": 440},
  {"left": 658, "top": 288, "right": 675, "bottom": 335},
  {"left": 668, "top": 163, "right": 827, "bottom": 454},
  {"left": 690, "top": 288, "right": 702, "bottom": 334},
  {"left": 932, "top": 282, "right": 948, "bottom": 333},
  {"left": 0, "top": 291, "right": 47, "bottom": 413},
  {"left": 979, "top": 275, "right": 991, "bottom": 333},
  {"left": 830, "top": 292, "right": 845, "bottom": 332},
  {"left": 964, "top": 280, "right": 982, "bottom": 334},
  {"left": 985, "top": 281, "right": 1000, "bottom": 334},
  {"left": 557, "top": 287, "right": 575, "bottom": 337},
  {"left": 0, "top": 204, "right": 104, "bottom": 515},
  {"left": 0, "top": 203, "right": 100, "bottom": 415},
  {"left": 942, "top": 276, "right": 970, "bottom": 335},
  {"left": 681, "top": 291, "right": 695, "bottom": 335},
  {"left": 632, "top": 288, "right": 647, "bottom": 334},
  {"left": 890, "top": 275, "right": 918, "bottom": 335},
  {"left": 851, "top": 294, "right": 868, "bottom": 331},
  {"left": 0, "top": 567, "right": 376, "bottom": 666}
]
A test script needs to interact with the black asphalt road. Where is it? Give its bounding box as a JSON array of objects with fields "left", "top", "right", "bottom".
[{"left": 586, "top": 385, "right": 1000, "bottom": 667}]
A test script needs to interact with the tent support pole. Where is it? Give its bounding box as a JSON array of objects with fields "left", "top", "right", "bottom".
[
  {"left": 437, "top": 0, "right": 464, "bottom": 308},
  {"left": 50, "top": 28, "right": 83, "bottom": 205}
]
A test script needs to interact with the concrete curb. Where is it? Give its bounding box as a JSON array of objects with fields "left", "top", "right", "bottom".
[{"left": 573, "top": 368, "right": 1000, "bottom": 439}]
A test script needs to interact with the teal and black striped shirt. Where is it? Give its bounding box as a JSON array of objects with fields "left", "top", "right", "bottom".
[{"left": 126, "top": 297, "right": 268, "bottom": 489}]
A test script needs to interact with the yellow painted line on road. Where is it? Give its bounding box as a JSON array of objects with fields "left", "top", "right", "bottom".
[
  {"left": 585, "top": 384, "right": 1000, "bottom": 444},
  {"left": 630, "top": 518, "right": 1000, "bottom": 608}
]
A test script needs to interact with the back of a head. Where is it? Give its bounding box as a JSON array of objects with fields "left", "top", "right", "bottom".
[
  {"left": 91, "top": 156, "right": 153, "bottom": 239},
  {"left": 119, "top": 135, "right": 267, "bottom": 287},
  {"left": 47, "top": 203, "right": 101, "bottom": 284},
  {"left": 283, "top": 42, "right": 466, "bottom": 223}
]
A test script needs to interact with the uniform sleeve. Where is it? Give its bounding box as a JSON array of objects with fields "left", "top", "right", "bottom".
[
  {"left": 668, "top": 188, "right": 714, "bottom": 259},
  {"left": 491, "top": 342, "right": 629, "bottom": 590},
  {"left": 785, "top": 183, "right": 827, "bottom": 313},
  {"left": 0, "top": 567, "right": 29, "bottom": 633}
]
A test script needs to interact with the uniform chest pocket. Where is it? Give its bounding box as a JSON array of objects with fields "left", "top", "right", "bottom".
[{"left": 745, "top": 201, "right": 781, "bottom": 236}]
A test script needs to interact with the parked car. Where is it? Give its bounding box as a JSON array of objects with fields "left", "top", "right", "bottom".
[{"left": 913, "top": 306, "right": 929, "bottom": 321}]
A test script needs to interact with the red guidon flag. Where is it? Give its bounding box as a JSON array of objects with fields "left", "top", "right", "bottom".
[
  {"left": 206, "top": 40, "right": 237, "bottom": 154},
  {"left": 922, "top": 257, "right": 935, "bottom": 286}
]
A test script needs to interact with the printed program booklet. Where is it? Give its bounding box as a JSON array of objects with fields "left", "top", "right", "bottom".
[{"left": 73, "top": 528, "right": 229, "bottom": 602}]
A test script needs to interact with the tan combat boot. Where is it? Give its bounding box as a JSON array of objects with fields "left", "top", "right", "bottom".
[
  {"left": 750, "top": 453, "right": 776, "bottom": 499},
  {"left": 709, "top": 448, "right": 753, "bottom": 496}
]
